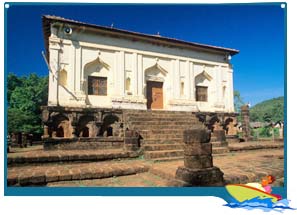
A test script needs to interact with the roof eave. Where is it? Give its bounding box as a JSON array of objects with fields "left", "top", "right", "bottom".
[{"left": 42, "top": 15, "right": 239, "bottom": 60}]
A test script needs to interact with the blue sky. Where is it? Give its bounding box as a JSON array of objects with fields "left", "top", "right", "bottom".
[{"left": 5, "top": 3, "right": 285, "bottom": 106}]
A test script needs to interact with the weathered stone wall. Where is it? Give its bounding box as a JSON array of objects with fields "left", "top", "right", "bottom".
[
  {"left": 41, "top": 107, "right": 240, "bottom": 151},
  {"left": 196, "top": 112, "right": 239, "bottom": 145},
  {"left": 41, "top": 106, "right": 124, "bottom": 139}
]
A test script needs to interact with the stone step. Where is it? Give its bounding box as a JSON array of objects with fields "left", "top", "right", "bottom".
[
  {"left": 132, "top": 124, "right": 195, "bottom": 130},
  {"left": 144, "top": 133, "right": 184, "bottom": 139},
  {"left": 7, "top": 160, "right": 150, "bottom": 186},
  {"left": 8, "top": 149, "right": 139, "bottom": 166},
  {"left": 150, "top": 156, "right": 184, "bottom": 163},
  {"left": 128, "top": 118, "right": 199, "bottom": 125},
  {"left": 136, "top": 129, "right": 184, "bottom": 138},
  {"left": 127, "top": 114, "right": 195, "bottom": 119},
  {"left": 128, "top": 117, "right": 198, "bottom": 122},
  {"left": 211, "top": 141, "right": 228, "bottom": 147},
  {"left": 144, "top": 150, "right": 184, "bottom": 159},
  {"left": 136, "top": 131, "right": 184, "bottom": 139},
  {"left": 143, "top": 138, "right": 183, "bottom": 145},
  {"left": 148, "top": 129, "right": 186, "bottom": 135},
  {"left": 126, "top": 112, "right": 195, "bottom": 117},
  {"left": 128, "top": 116, "right": 198, "bottom": 120},
  {"left": 132, "top": 127, "right": 192, "bottom": 138},
  {"left": 143, "top": 143, "right": 184, "bottom": 151},
  {"left": 212, "top": 147, "right": 230, "bottom": 154}
]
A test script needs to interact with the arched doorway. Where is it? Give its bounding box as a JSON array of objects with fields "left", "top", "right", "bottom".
[
  {"left": 146, "top": 81, "right": 163, "bottom": 109},
  {"left": 145, "top": 63, "right": 167, "bottom": 110}
]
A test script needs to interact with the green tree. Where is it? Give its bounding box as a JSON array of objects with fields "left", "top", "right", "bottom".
[
  {"left": 7, "top": 73, "right": 24, "bottom": 104},
  {"left": 234, "top": 90, "right": 245, "bottom": 113},
  {"left": 7, "top": 73, "right": 48, "bottom": 134},
  {"left": 263, "top": 113, "right": 272, "bottom": 123}
]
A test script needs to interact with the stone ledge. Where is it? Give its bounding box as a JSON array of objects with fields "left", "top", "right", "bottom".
[
  {"left": 8, "top": 161, "right": 150, "bottom": 186},
  {"left": 8, "top": 150, "right": 139, "bottom": 166},
  {"left": 43, "top": 137, "right": 124, "bottom": 150}
]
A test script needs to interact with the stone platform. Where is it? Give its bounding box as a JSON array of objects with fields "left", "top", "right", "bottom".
[
  {"left": 150, "top": 148, "right": 284, "bottom": 186},
  {"left": 8, "top": 146, "right": 138, "bottom": 166},
  {"left": 7, "top": 142, "right": 284, "bottom": 187},
  {"left": 8, "top": 160, "right": 150, "bottom": 186}
]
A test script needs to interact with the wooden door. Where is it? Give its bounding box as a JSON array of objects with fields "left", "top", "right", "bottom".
[{"left": 147, "top": 81, "right": 163, "bottom": 109}]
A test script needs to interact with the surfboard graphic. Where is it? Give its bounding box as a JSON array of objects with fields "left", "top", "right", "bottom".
[{"left": 226, "top": 184, "right": 282, "bottom": 203}]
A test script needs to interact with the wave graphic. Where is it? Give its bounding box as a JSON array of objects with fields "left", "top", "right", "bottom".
[{"left": 224, "top": 197, "right": 296, "bottom": 212}]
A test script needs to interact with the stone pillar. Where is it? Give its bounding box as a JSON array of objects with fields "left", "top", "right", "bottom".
[
  {"left": 52, "top": 131, "right": 57, "bottom": 138},
  {"left": 21, "top": 132, "right": 27, "bottom": 148},
  {"left": 43, "top": 125, "right": 50, "bottom": 139},
  {"left": 241, "top": 105, "right": 251, "bottom": 141},
  {"left": 227, "top": 68, "right": 234, "bottom": 112},
  {"left": 189, "top": 62, "right": 195, "bottom": 100},
  {"left": 174, "top": 59, "right": 180, "bottom": 99},
  {"left": 132, "top": 53, "right": 138, "bottom": 96},
  {"left": 137, "top": 54, "right": 143, "bottom": 97},
  {"left": 119, "top": 51, "right": 125, "bottom": 96},
  {"left": 175, "top": 126, "right": 225, "bottom": 186},
  {"left": 186, "top": 60, "right": 190, "bottom": 99},
  {"left": 71, "top": 124, "right": 77, "bottom": 138},
  {"left": 48, "top": 37, "right": 61, "bottom": 106},
  {"left": 124, "top": 130, "right": 140, "bottom": 151}
]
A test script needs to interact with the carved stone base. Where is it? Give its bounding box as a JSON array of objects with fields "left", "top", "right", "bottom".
[{"left": 175, "top": 166, "right": 225, "bottom": 186}]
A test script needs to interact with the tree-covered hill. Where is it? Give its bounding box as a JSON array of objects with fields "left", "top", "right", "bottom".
[{"left": 250, "top": 96, "right": 284, "bottom": 122}]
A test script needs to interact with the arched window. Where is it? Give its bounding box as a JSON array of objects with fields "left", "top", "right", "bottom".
[
  {"left": 84, "top": 56, "right": 109, "bottom": 96},
  {"left": 194, "top": 71, "right": 212, "bottom": 102}
]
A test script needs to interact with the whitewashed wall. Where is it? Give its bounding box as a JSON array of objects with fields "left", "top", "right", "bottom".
[{"left": 47, "top": 24, "right": 235, "bottom": 112}]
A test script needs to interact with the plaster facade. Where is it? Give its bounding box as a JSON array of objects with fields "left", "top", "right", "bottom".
[{"left": 44, "top": 16, "right": 238, "bottom": 113}]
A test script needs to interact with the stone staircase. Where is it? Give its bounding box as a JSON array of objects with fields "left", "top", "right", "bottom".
[{"left": 125, "top": 110, "right": 202, "bottom": 162}]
